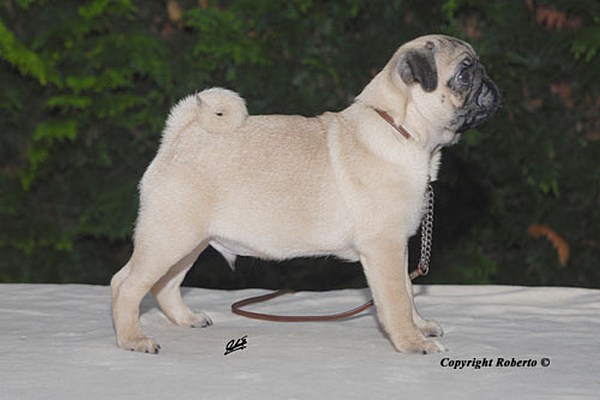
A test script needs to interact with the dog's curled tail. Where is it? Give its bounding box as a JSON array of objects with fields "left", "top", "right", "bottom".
[
  {"left": 196, "top": 87, "right": 248, "bottom": 133},
  {"left": 164, "top": 87, "right": 248, "bottom": 138}
]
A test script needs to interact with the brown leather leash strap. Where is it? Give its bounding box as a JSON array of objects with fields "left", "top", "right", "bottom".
[
  {"left": 231, "top": 290, "right": 375, "bottom": 322},
  {"left": 230, "top": 265, "right": 427, "bottom": 322}
]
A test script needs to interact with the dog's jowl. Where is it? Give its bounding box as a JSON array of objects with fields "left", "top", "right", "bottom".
[{"left": 111, "top": 35, "right": 500, "bottom": 354}]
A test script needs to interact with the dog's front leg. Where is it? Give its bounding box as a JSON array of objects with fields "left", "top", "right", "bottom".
[
  {"left": 359, "top": 238, "right": 445, "bottom": 354},
  {"left": 404, "top": 259, "right": 444, "bottom": 338}
]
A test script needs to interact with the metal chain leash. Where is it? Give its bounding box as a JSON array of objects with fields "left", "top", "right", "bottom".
[{"left": 410, "top": 182, "right": 434, "bottom": 279}]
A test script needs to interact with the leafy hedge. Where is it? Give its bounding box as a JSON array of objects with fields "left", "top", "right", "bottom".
[{"left": 1, "top": 0, "right": 599, "bottom": 288}]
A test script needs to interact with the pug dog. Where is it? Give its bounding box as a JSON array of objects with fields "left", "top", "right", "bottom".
[{"left": 111, "top": 34, "right": 500, "bottom": 354}]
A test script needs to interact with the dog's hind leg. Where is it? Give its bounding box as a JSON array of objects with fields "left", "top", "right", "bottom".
[
  {"left": 111, "top": 261, "right": 132, "bottom": 303},
  {"left": 151, "top": 242, "right": 213, "bottom": 328},
  {"left": 112, "top": 252, "right": 169, "bottom": 353},
  {"left": 112, "top": 236, "right": 205, "bottom": 354},
  {"left": 111, "top": 193, "right": 210, "bottom": 353}
]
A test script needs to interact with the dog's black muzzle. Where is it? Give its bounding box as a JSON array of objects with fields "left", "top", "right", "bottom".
[{"left": 456, "top": 69, "right": 501, "bottom": 133}]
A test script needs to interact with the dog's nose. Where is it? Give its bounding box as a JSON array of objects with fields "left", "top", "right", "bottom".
[{"left": 478, "top": 79, "right": 501, "bottom": 110}]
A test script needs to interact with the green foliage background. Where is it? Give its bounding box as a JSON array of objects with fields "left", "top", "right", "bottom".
[{"left": 1, "top": 0, "right": 599, "bottom": 288}]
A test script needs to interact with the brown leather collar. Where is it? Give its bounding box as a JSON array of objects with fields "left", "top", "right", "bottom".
[{"left": 373, "top": 108, "right": 412, "bottom": 140}]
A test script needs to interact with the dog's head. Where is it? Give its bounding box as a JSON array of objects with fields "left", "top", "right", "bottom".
[{"left": 359, "top": 35, "right": 500, "bottom": 144}]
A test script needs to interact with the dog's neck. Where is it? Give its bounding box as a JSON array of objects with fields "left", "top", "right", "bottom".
[
  {"left": 376, "top": 108, "right": 443, "bottom": 181},
  {"left": 372, "top": 108, "right": 412, "bottom": 140},
  {"left": 369, "top": 105, "right": 442, "bottom": 153}
]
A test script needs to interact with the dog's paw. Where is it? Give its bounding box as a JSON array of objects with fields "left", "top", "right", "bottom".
[
  {"left": 420, "top": 338, "right": 446, "bottom": 354},
  {"left": 120, "top": 336, "right": 161, "bottom": 354},
  {"left": 391, "top": 334, "right": 446, "bottom": 354},
  {"left": 417, "top": 319, "right": 444, "bottom": 338},
  {"left": 406, "top": 338, "right": 446, "bottom": 354},
  {"left": 173, "top": 311, "right": 213, "bottom": 328},
  {"left": 187, "top": 312, "right": 213, "bottom": 328}
]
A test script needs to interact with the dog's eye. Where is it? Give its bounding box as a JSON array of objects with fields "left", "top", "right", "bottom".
[
  {"left": 456, "top": 60, "right": 474, "bottom": 85},
  {"left": 457, "top": 68, "right": 472, "bottom": 84}
]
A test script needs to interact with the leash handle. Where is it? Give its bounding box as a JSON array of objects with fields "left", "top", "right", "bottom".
[
  {"left": 231, "top": 264, "right": 424, "bottom": 322},
  {"left": 231, "top": 290, "right": 375, "bottom": 322}
]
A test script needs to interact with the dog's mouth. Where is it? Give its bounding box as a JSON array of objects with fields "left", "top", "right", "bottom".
[{"left": 455, "top": 75, "right": 501, "bottom": 133}]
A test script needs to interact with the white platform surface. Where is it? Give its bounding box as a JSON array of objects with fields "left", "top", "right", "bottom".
[{"left": 1, "top": 284, "right": 599, "bottom": 399}]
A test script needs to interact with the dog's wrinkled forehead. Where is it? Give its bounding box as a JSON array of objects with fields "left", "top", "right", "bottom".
[
  {"left": 395, "top": 35, "right": 478, "bottom": 93},
  {"left": 422, "top": 35, "right": 476, "bottom": 62}
]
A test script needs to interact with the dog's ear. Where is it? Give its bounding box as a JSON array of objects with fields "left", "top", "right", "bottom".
[{"left": 399, "top": 46, "right": 438, "bottom": 92}]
